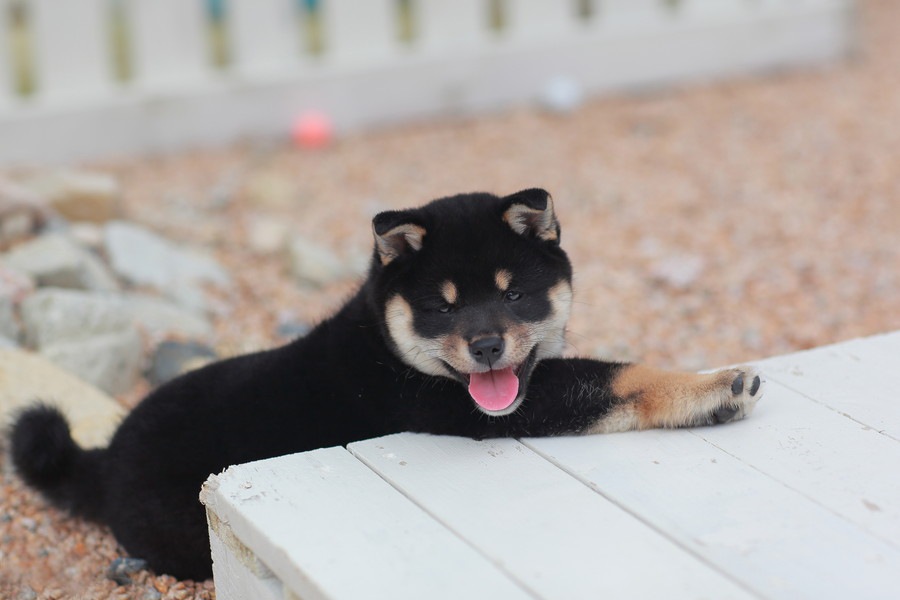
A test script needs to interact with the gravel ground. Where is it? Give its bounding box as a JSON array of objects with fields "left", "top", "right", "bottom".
[{"left": 2, "top": 0, "right": 899, "bottom": 597}]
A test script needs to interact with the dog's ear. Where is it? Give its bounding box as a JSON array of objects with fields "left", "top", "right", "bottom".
[
  {"left": 502, "top": 188, "right": 560, "bottom": 243},
  {"left": 372, "top": 210, "right": 427, "bottom": 266}
]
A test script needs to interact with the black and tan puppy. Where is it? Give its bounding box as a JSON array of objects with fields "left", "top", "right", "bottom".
[{"left": 11, "top": 189, "right": 763, "bottom": 580}]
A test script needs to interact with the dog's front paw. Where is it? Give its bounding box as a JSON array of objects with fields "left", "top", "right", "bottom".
[{"left": 709, "top": 367, "right": 764, "bottom": 424}]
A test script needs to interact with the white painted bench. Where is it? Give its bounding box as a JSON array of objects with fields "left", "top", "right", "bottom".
[{"left": 201, "top": 331, "right": 900, "bottom": 599}]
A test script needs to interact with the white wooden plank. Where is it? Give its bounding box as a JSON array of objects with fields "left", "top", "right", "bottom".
[
  {"left": 208, "top": 525, "right": 285, "bottom": 600},
  {"left": 320, "top": 0, "right": 396, "bottom": 65},
  {"left": 202, "top": 446, "right": 530, "bottom": 600},
  {"left": 228, "top": 0, "right": 302, "bottom": 76},
  {"left": 598, "top": 0, "right": 667, "bottom": 30},
  {"left": 694, "top": 379, "right": 900, "bottom": 549},
  {"left": 504, "top": 0, "right": 576, "bottom": 41},
  {"left": 350, "top": 434, "right": 755, "bottom": 600},
  {"left": 681, "top": 0, "right": 748, "bottom": 20},
  {"left": 525, "top": 430, "right": 900, "bottom": 600},
  {"left": 30, "top": 0, "right": 111, "bottom": 101},
  {"left": 416, "top": 0, "right": 487, "bottom": 53},
  {"left": 127, "top": 0, "right": 211, "bottom": 88},
  {"left": 760, "top": 332, "right": 900, "bottom": 441}
]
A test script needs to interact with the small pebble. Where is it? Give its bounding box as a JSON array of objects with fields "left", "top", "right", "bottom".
[
  {"left": 142, "top": 589, "right": 162, "bottom": 600},
  {"left": 106, "top": 557, "right": 148, "bottom": 586}
]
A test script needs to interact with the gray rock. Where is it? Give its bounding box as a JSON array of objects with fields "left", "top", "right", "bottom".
[
  {"left": 1, "top": 233, "right": 120, "bottom": 292},
  {"left": 287, "top": 235, "right": 354, "bottom": 288},
  {"left": 124, "top": 293, "right": 214, "bottom": 342},
  {"left": 0, "top": 335, "right": 17, "bottom": 349},
  {"left": 40, "top": 330, "right": 143, "bottom": 396},
  {"left": 104, "top": 221, "right": 231, "bottom": 312},
  {"left": 19, "top": 288, "right": 131, "bottom": 348},
  {"left": 105, "top": 221, "right": 231, "bottom": 288},
  {"left": 147, "top": 340, "right": 217, "bottom": 386},
  {"left": 19, "top": 289, "right": 144, "bottom": 395}
]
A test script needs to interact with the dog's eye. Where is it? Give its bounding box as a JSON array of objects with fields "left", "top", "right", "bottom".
[
  {"left": 438, "top": 303, "right": 453, "bottom": 314},
  {"left": 504, "top": 291, "right": 523, "bottom": 302}
]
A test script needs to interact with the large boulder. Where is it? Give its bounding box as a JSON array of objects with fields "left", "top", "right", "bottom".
[
  {"left": 1, "top": 233, "right": 120, "bottom": 292},
  {"left": 124, "top": 293, "right": 214, "bottom": 342},
  {"left": 19, "top": 289, "right": 144, "bottom": 396},
  {"left": 0, "top": 348, "right": 125, "bottom": 448},
  {"left": 104, "top": 221, "right": 232, "bottom": 313}
]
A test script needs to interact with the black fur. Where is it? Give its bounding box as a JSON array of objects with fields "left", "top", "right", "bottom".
[
  {"left": 10, "top": 404, "right": 106, "bottom": 522},
  {"left": 10, "top": 190, "right": 625, "bottom": 580}
]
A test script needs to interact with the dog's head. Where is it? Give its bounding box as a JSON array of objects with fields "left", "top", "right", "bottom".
[{"left": 368, "top": 189, "right": 573, "bottom": 416}]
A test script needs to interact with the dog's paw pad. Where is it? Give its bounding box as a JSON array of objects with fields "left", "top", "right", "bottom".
[
  {"left": 713, "top": 405, "right": 739, "bottom": 423},
  {"left": 749, "top": 374, "right": 762, "bottom": 396},
  {"left": 731, "top": 373, "right": 744, "bottom": 396},
  {"left": 729, "top": 370, "right": 763, "bottom": 397},
  {"left": 713, "top": 367, "right": 764, "bottom": 424}
]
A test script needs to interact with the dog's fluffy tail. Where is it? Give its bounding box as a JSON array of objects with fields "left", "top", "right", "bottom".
[{"left": 10, "top": 404, "right": 107, "bottom": 522}]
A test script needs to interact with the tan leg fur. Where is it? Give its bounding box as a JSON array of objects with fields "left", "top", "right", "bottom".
[{"left": 588, "top": 365, "right": 764, "bottom": 434}]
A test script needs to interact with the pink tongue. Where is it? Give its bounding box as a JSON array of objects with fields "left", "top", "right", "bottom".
[{"left": 468, "top": 367, "right": 519, "bottom": 411}]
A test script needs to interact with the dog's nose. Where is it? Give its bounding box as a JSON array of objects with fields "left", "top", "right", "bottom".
[{"left": 469, "top": 336, "right": 505, "bottom": 365}]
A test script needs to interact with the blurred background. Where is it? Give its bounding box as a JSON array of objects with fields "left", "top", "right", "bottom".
[
  {"left": 0, "top": 0, "right": 893, "bottom": 396},
  {"left": 1, "top": 0, "right": 899, "bottom": 596}
]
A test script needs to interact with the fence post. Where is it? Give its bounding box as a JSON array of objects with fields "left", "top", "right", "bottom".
[
  {"left": 30, "top": 0, "right": 112, "bottom": 102},
  {"left": 229, "top": 0, "right": 303, "bottom": 77},
  {"left": 127, "top": 0, "right": 211, "bottom": 89}
]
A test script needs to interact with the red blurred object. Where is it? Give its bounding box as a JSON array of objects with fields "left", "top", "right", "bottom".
[{"left": 291, "top": 111, "right": 333, "bottom": 149}]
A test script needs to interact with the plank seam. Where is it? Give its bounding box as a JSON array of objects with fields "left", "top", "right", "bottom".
[
  {"left": 345, "top": 444, "right": 543, "bottom": 600},
  {"left": 518, "top": 438, "right": 766, "bottom": 600},
  {"left": 764, "top": 371, "right": 900, "bottom": 444},
  {"left": 687, "top": 429, "right": 900, "bottom": 552}
]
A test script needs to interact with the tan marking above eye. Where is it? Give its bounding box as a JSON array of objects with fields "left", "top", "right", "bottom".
[
  {"left": 494, "top": 269, "right": 512, "bottom": 292},
  {"left": 440, "top": 281, "right": 458, "bottom": 305}
]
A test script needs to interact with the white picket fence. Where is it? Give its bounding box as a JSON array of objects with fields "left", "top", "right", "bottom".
[{"left": 0, "top": 0, "right": 853, "bottom": 166}]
